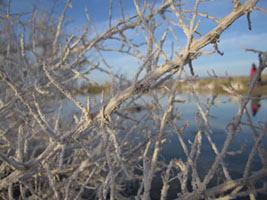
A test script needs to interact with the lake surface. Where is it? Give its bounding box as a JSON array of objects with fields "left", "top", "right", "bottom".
[
  {"left": 61, "top": 93, "right": 267, "bottom": 199},
  {"left": 146, "top": 94, "right": 267, "bottom": 199}
]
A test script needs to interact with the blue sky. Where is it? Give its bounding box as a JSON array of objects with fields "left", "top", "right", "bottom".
[{"left": 7, "top": 0, "right": 267, "bottom": 82}]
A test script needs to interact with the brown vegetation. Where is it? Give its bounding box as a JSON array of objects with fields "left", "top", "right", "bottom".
[
  {"left": 172, "top": 73, "right": 267, "bottom": 95},
  {"left": 73, "top": 81, "right": 111, "bottom": 95}
]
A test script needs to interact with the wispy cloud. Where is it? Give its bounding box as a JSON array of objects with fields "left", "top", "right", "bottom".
[{"left": 219, "top": 33, "right": 267, "bottom": 51}]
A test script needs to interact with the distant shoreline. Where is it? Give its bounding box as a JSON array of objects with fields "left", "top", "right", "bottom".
[
  {"left": 170, "top": 73, "right": 267, "bottom": 96},
  {"left": 73, "top": 74, "right": 267, "bottom": 96}
]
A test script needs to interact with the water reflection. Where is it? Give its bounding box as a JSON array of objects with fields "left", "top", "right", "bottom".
[
  {"left": 250, "top": 95, "right": 261, "bottom": 116},
  {"left": 127, "top": 104, "right": 156, "bottom": 113},
  {"left": 59, "top": 93, "right": 267, "bottom": 198}
]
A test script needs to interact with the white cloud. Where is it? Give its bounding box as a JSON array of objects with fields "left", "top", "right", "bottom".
[
  {"left": 191, "top": 31, "right": 267, "bottom": 77},
  {"left": 219, "top": 33, "right": 267, "bottom": 52},
  {"left": 75, "top": 0, "right": 267, "bottom": 80}
]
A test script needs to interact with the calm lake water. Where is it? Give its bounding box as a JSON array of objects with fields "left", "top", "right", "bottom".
[{"left": 61, "top": 93, "right": 267, "bottom": 199}]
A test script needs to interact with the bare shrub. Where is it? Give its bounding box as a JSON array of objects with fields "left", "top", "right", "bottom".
[{"left": 0, "top": 0, "right": 266, "bottom": 199}]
